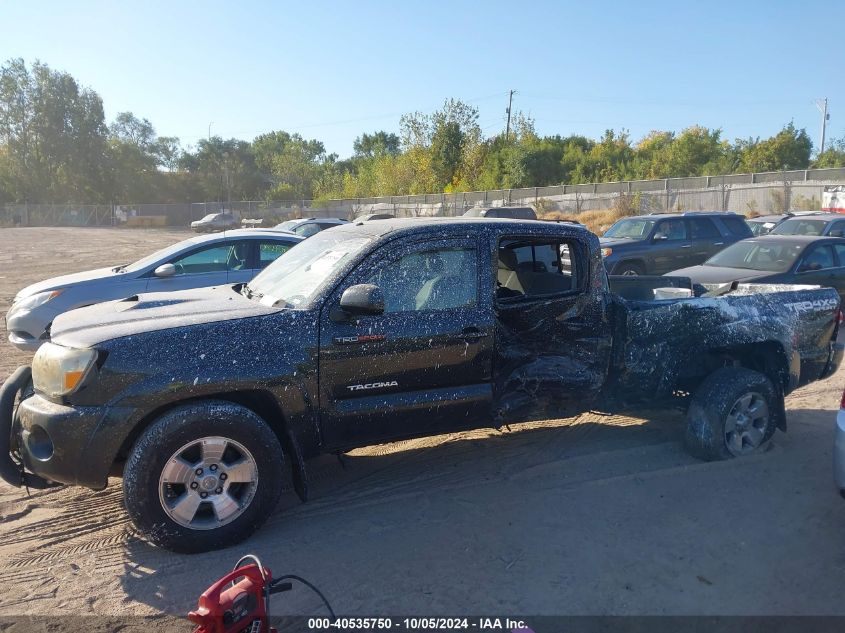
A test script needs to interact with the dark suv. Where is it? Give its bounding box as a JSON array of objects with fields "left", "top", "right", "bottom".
[
  {"left": 463, "top": 206, "right": 537, "bottom": 220},
  {"left": 600, "top": 212, "right": 752, "bottom": 276},
  {"left": 769, "top": 213, "right": 845, "bottom": 238}
]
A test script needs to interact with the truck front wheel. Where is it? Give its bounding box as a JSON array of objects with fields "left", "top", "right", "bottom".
[
  {"left": 684, "top": 367, "right": 778, "bottom": 460},
  {"left": 123, "top": 400, "right": 284, "bottom": 553}
]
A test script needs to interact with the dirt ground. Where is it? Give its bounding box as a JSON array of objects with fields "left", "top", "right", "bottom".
[{"left": 0, "top": 227, "right": 844, "bottom": 623}]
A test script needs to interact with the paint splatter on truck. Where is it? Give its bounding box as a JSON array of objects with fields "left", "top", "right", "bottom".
[{"left": 1, "top": 218, "right": 842, "bottom": 552}]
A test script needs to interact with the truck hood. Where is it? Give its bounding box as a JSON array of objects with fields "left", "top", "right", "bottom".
[
  {"left": 51, "top": 285, "right": 278, "bottom": 348},
  {"left": 15, "top": 267, "right": 119, "bottom": 300},
  {"left": 667, "top": 265, "right": 774, "bottom": 284}
]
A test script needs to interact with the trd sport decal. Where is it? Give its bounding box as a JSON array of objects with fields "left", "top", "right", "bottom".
[
  {"left": 347, "top": 381, "right": 399, "bottom": 392},
  {"left": 334, "top": 334, "right": 386, "bottom": 344}
]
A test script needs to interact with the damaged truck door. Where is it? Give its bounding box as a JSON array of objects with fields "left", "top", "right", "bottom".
[{"left": 493, "top": 235, "right": 613, "bottom": 421}]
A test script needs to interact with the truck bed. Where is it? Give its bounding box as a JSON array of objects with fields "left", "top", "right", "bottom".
[{"left": 607, "top": 275, "right": 840, "bottom": 402}]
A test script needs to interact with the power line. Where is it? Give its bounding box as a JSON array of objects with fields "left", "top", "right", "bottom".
[{"left": 185, "top": 91, "right": 511, "bottom": 141}]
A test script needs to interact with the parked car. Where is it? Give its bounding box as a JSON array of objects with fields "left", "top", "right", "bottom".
[
  {"left": 191, "top": 212, "right": 237, "bottom": 233},
  {"left": 600, "top": 212, "right": 753, "bottom": 275},
  {"left": 769, "top": 212, "right": 845, "bottom": 237},
  {"left": 273, "top": 217, "right": 349, "bottom": 237},
  {"left": 836, "top": 386, "right": 845, "bottom": 499},
  {"left": 746, "top": 213, "right": 793, "bottom": 236},
  {"left": 1, "top": 218, "right": 841, "bottom": 552},
  {"left": 463, "top": 206, "right": 537, "bottom": 220},
  {"left": 666, "top": 235, "right": 845, "bottom": 301},
  {"left": 5, "top": 229, "right": 303, "bottom": 351},
  {"left": 355, "top": 213, "right": 395, "bottom": 221}
]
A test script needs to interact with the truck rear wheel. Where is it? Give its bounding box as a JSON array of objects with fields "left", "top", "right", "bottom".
[
  {"left": 123, "top": 400, "right": 284, "bottom": 553},
  {"left": 684, "top": 367, "right": 778, "bottom": 461}
]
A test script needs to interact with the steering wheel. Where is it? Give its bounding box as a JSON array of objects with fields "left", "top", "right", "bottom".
[{"left": 174, "top": 262, "right": 185, "bottom": 275}]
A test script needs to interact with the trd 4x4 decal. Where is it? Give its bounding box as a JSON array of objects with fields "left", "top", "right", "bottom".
[{"left": 334, "top": 334, "right": 386, "bottom": 345}]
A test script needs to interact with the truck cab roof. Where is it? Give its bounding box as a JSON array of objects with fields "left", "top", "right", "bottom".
[{"left": 341, "top": 216, "right": 594, "bottom": 241}]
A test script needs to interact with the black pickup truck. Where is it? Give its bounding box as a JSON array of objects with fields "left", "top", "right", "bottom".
[{"left": 1, "top": 218, "right": 842, "bottom": 552}]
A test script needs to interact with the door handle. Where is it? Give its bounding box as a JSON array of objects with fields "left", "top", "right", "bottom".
[
  {"left": 713, "top": 242, "right": 724, "bottom": 246},
  {"left": 680, "top": 244, "right": 692, "bottom": 248},
  {"left": 460, "top": 327, "right": 489, "bottom": 340}
]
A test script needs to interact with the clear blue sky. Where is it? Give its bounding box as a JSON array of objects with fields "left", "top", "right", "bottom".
[{"left": 2, "top": 0, "right": 842, "bottom": 157}]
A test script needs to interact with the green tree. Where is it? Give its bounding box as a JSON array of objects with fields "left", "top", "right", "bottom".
[
  {"left": 813, "top": 137, "right": 845, "bottom": 168},
  {"left": 353, "top": 131, "right": 400, "bottom": 157},
  {"left": 0, "top": 58, "right": 109, "bottom": 202},
  {"left": 267, "top": 135, "right": 327, "bottom": 200},
  {"left": 180, "top": 137, "right": 265, "bottom": 202},
  {"left": 738, "top": 123, "right": 812, "bottom": 172}
]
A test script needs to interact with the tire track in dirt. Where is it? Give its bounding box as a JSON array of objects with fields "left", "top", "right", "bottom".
[{"left": 0, "top": 482, "right": 130, "bottom": 581}]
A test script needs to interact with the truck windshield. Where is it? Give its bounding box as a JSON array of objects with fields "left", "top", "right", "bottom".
[
  {"left": 604, "top": 218, "right": 655, "bottom": 239},
  {"left": 704, "top": 241, "right": 804, "bottom": 272},
  {"left": 246, "top": 230, "right": 373, "bottom": 308}
]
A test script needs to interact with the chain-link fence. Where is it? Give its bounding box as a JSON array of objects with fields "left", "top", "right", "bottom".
[{"left": 3, "top": 167, "right": 844, "bottom": 228}]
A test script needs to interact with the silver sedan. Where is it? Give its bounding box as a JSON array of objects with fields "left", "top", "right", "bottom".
[{"left": 6, "top": 229, "right": 303, "bottom": 351}]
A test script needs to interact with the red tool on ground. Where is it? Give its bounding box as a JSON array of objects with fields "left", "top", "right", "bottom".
[{"left": 189, "top": 554, "right": 334, "bottom": 633}]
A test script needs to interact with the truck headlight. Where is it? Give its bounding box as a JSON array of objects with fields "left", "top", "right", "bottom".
[
  {"left": 32, "top": 343, "right": 97, "bottom": 398},
  {"left": 11, "top": 289, "right": 64, "bottom": 314}
]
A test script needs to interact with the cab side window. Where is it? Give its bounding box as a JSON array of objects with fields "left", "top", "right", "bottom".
[
  {"left": 367, "top": 247, "right": 477, "bottom": 313},
  {"left": 294, "top": 223, "right": 320, "bottom": 238},
  {"left": 654, "top": 219, "right": 687, "bottom": 241},
  {"left": 258, "top": 241, "right": 293, "bottom": 269},
  {"left": 690, "top": 217, "right": 720, "bottom": 239},
  {"left": 169, "top": 243, "right": 249, "bottom": 275},
  {"left": 801, "top": 245, "right": 835, "bottom": 271},
  {"left": 829, "top": 221, "right": 845, "bottom": 237},
  {"left": 497, "top": 238, "right": 580, "bottom": 301},
  {"left": 723, "top": 216, "right": 753, "bottom": 237}
]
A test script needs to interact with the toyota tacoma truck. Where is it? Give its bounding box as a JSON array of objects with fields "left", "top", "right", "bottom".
[{"left": 1, "top": 218, "right": 842, "bottom": 552}]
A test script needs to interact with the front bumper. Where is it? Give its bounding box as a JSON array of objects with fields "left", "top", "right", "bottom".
[
  {"left": 835, "top": 409, "right": 845, "bottom": 499},
  {"left": 0, "top": 366, "right": 135, "bottom": 490},
  {"left": 5, "top": 306, "right": 49, "bottom": 351},
  {"left": 0, "top": 366, "right": 56, "bottom": 489}
]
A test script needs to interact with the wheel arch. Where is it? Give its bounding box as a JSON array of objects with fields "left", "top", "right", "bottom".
[
  {"left": 113, "top": 390, "right": 309, "bottom": 501},
  {"left": 676, "top": 340, "right": 790, "bottom": 431},
  {"left": 613, "top": 258, "right": 647, "bottom": 274}
]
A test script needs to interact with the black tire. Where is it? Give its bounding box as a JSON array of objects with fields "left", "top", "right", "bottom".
[
  {"left": 684, "top": 367, "right": 778, "bottom": 461},
  {"left": 123, "top": 400, "right": 284, "bottom": 553},
  {"left": 614, "top": 261, "right": 645, "bottom": 276}
]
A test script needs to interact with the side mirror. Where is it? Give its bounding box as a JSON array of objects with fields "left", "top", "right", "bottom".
[
  {"left": 798, "top": 262, "right": 822, "bottom": 273},
  {"left": 830, "top": 230, "right": 844, "bottom": 237},
  {"left": 154, "top": 263, "right": 176, "bottom": 278},
  {"left": 338, "top": 284, "right": 384, "bottom": 317},
  {"left": 652, "top": 234, "right": 668, "bottom": 241}
]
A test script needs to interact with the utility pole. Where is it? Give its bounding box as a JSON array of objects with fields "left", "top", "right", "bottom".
[
  {"left": 208, "top": 121, "right": 214, "bottom": 141},
  {"left": 815, "top": 98, "right": 829, "bottom": 154},
  {"left": 505, "top": 90, "right": 516, "bottom": 140}
]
